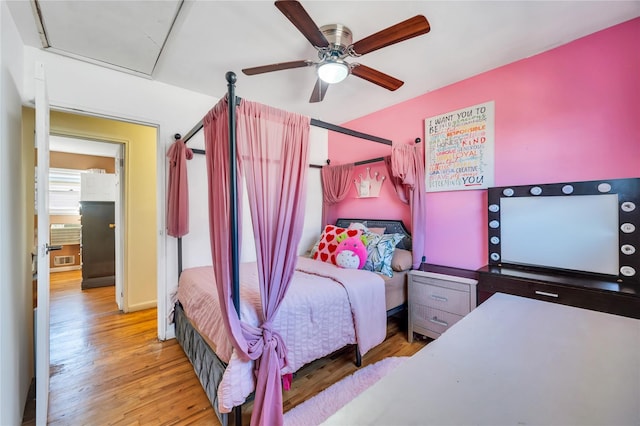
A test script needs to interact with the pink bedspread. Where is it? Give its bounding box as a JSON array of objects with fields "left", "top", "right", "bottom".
[
  {"left": 176, "top": 257, "right": 386, "bottom": 413},
  {"left": 295, "top": 257, "right": 387, "bottom": 355}
]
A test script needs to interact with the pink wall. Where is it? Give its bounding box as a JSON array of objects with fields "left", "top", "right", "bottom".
[{"left": 328, "top": 18, "right": 640, "bottom": 270}]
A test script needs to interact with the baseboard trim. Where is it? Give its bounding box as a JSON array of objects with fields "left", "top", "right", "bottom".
[
  {"left": 127, "top": 300, "right": 157, "bottom": 312},
  {"left": 51, "top": 265, "right": 82, "bottom": 273}
]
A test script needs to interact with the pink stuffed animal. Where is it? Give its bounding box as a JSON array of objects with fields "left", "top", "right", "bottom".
[{"left": 335, "top": 236, "right": 367, "bottom": 269}]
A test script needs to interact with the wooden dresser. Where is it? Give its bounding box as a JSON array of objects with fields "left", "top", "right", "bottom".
[
  {"left": 408, "top": 264, "right": 478, "bottom": 341},
  {"left": 477, "top": 265, "right": 640, "bottom": 319},
  {"left": 80, "top": 201, "right": 116, "bottom": 289}
]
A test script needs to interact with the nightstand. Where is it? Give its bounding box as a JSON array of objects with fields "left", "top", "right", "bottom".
[{"left": 408, "top": 267, "right": 478, "bottom": 341}]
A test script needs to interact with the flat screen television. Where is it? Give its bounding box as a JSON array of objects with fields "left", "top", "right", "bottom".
[{"left": 487, "top": 178, "right": 640, "bottom": 282}]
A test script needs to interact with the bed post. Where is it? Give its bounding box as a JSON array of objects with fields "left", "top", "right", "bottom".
[
  {"left": 226, "top": 70, "right": 243, "bottom": 426},
  {"left": 177, "top": 238, "right": 183, "bottom": 275},
  {"left": 227, "top": 71, "right": 240, "bottom": 314}
]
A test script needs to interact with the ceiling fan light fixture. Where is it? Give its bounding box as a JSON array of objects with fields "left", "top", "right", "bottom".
[{"left": 318, "top": 60, "right": 349, "bottom": 84}]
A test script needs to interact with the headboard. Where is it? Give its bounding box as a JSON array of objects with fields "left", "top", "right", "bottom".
[{"left": 335, "top": 218, "right": 412, "bottom": 251}]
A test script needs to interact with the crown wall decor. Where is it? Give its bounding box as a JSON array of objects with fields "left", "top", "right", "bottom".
[{"left": 354, "top": 167, "right": 385, "bottom": 198}]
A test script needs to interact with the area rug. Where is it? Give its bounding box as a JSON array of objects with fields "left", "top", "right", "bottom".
[{"left": 283, "top": 356, "right": 408, "bottom": 426}]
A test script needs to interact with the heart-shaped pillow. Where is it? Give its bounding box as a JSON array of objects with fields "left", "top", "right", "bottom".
[{"left": 312, "top": 225, "right": 363, "bottom": 266}]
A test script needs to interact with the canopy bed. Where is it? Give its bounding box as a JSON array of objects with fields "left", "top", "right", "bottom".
[
  {"left": 167, "top": 72, "right": 426, "bottom": 426},
  {"left": 173, "top": 216, "right": 412, "bottom": 416},
  {"left": 324, "top": 292, "right": 640, "bottom": 425}
]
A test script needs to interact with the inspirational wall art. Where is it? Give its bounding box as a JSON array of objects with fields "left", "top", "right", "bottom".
[{"left": 424, "top": 101, "right": 495, "bottom": 192}]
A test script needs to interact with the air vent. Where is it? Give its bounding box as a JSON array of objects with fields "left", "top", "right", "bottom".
[{"left": 53, "top": 255, "right": 75, "bottom": 266}]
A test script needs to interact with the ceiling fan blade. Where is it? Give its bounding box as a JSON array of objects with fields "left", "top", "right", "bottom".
[
  {"left": 242, "top": 60, "right": 313, "bottom": 75},
  {"left": 275, "top": 0, "right": 329, "bottom": 48},
  {"left": 309, "top": 78, "right": 329, "bottom": 103},
  {"left": 351, "top": 64, "right": 404, "bottom": 91},
  {"left": 350, "top": 15, "right": 430, "bottom": 56}
]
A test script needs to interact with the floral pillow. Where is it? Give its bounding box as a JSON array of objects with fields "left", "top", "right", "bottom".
[
  {"left": 363, "top": 233, "right": 404, "bottom": 277},
  {"left": 312, "top": 225, "right": 362, "bottom": 265}
]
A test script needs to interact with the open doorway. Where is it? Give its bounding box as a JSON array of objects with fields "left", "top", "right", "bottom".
[
  {"left": 48, "top": 136, "right": 124, "bottom": 308},
  {"left": 43, "top": 107, "right": 158, "bottom": 314},
  {"left": 26, "top": 98, "right": 159, "bottom": 424}
]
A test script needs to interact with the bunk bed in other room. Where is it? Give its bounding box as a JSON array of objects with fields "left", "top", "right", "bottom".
[{"left": 168, "top": 73, "right": 407, "bottom": 425}]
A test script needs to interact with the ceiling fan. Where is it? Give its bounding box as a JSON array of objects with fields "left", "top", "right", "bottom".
[{"left": 242, "top": 0, "right": 431, "bottom": 103}]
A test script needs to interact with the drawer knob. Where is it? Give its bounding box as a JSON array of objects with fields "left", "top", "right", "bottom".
[
  {"left": 429, "top": 317, "right": 448, "bottom": 327},
  {"left": 535, "top": 290, "right": 559, "bottom": 298},
  {"left": 430, "top": 294, "right": 448, "bottom": 302}
]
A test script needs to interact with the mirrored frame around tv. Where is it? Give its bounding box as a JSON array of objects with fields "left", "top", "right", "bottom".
[{"left": 487, "top": 178, "right": 640, "bottom": 283}]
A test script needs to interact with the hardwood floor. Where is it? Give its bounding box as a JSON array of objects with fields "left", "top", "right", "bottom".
[{"left": 24, "top": 270, "right": 428, "bottom": 425}]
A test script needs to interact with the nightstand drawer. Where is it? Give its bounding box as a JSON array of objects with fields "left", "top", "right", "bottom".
[
  {"left": 407, "top": 268, "right": 478, "bottom": 342},
  {"left": 411, "top": 273, "right": 474, "bottom": 293},
  {"left": 411, "top": 304, "right": 463, "bottom": 336},
  {"left": 410, "top": 283, "right": 470, "bottom": 316}
]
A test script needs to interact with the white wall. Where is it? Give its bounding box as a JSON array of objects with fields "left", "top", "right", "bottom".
[
  {"left": 0, "top": 2, "right": 30, "bottom": 424},
  {"left": 21, "top": 46, "right": 218, "bottom": 341},
  {"left": 298, "top": 126, "right": 328, "bottom": 255},
  {"left": 180, "top": 126, "right": 327, "bottom": 272}
]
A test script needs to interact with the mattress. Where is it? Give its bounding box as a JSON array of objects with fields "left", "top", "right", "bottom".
[
  {"left": 381, "top": 269, "right": 407, "bottom": 312},
  {"left": 324, "top": 293, "right": 640, "bottom": 425}
]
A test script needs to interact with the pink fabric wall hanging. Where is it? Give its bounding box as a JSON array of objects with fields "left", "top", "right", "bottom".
[
  {"left": 166, "top": 139, "right": 193, "bottom": 238},
  {"left": 391, "top": 144, "right": 426, "bottom": 269},
  {"left": 384, "top": 155, "right": 409, "bottom": 205},
  {"left": 321, "top": 164, "right": 354, "bottom": 226}
]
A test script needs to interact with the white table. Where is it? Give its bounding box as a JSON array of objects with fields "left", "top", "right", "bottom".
[{"left": 324, "top": 292, "right": 640, "bottom": 425}]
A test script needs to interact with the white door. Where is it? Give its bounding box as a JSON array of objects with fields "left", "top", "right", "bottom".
[
  {"left": 114, "top": 144, "right": 125, "bottom": 310},
  {"left": 35, "top": 62, "right": 51, "bottom": 425}
]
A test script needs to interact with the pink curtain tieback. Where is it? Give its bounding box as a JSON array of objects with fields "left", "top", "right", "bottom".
[
  {"left": 259, "top": 321, "right": 288, "bottom": 362},
  {"left": 259, "top": 320, "right": 293, "bottom": 391}
]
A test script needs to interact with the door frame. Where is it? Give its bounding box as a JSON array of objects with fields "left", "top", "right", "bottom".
[
  {"left": 34, "top": 60, "right": 51, "bottom": 426},
  {"left": 48, "top": 133, "right": 126, "bottom": 309},
  {"left": 114, "top": 143, "right": 125, "bottom": 310},
  {"left": 44, "top": 106, "right": 164, "bottom": 334}
]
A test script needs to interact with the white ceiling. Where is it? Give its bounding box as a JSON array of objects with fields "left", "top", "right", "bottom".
[{"left": 8, "top": 1, "right": 640, "bottom": 124}]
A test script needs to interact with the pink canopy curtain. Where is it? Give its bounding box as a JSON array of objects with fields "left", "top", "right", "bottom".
[
  {"left": 320, "top": 163, "right": 354, "bottom": 226},
  {"left": 203, "top": 97, "right": 310, "bottom": 426},
  {"left": 383, "top": 155, "right": 409, "bottom": 205},
  {"left": 237, "top": 100, "right": 310, "bottom": 425},
  {"left": 166, "top": 139, "right": 193, "bottom": 237},
  {"left": 391, "top": 144, "right": 427, "bottom": 268},
  {"left": 203, "top": 98, "right": 248, "bottom": 357}
]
